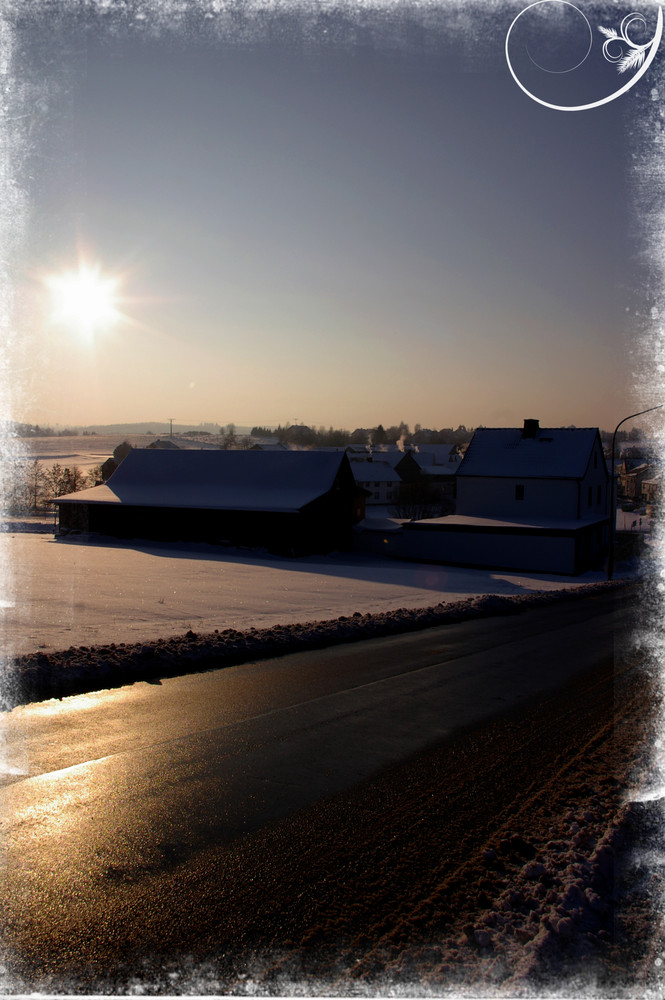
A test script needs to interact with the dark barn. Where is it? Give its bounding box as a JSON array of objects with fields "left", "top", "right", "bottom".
[{"left": 54, "top": 449, "right": 366, "bottom": 554}]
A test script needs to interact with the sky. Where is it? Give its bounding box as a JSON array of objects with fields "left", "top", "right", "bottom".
[{"left": 6, "top": 0, "right": 665, "bottom": 433}]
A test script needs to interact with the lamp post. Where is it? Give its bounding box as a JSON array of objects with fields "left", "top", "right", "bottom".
[{"left": 607, "top": 404, "right": 662, "bottom": 580}]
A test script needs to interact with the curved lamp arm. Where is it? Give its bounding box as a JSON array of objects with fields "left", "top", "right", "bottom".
[{"left": 608, "top": 404, "right": 663, "bottom": 580}]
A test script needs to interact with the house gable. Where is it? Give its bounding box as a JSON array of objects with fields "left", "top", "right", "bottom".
[{"left": 456, "top": 421, "right": 609, "bottom": 521}]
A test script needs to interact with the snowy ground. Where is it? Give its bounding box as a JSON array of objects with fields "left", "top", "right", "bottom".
[
  {"left": 616, "top": 509, "right": 654, "bottom": 532},
  {"left": 0, "top": 528, "right": 618, "bottom": 659}
]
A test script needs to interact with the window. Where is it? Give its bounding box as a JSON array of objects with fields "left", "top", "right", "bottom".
[
  {"left": 588, "top": 486, "right": 593, "bottom": 506},
  {"left": 515, "top": 485, "right": 524, "bottom": 501},
  {"left": 597, "top": 485, "right": 602, "bottom": 504}
]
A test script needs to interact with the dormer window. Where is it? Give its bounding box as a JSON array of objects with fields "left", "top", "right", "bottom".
[{"left": 515, "top": 484, "right": 525, "bottom": 501}]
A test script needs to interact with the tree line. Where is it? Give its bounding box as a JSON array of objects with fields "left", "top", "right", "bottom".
[
  {"left": 5, "top": 462, "right": 102, "bottom": 514},
  {"left": 8, "top": 423, "right": 90, "bottom": 438},
  {"left": 250, "top": 422, "right": 475, "bottom": 448}
]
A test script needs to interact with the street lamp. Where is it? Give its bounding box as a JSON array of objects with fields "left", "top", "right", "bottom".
[{"left": 607, "top": 404, "right": 662, "bottom": 580}]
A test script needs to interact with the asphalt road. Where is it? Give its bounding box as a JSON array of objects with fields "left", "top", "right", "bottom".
[{"left": 0, "top": 587, "right": 638, "bottom": 987}]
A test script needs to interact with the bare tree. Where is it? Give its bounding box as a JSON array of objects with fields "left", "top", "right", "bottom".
[
  {"left": 390, "top": 482, "right": 454, "bottom": 520},
  {"left": 85, "top": 465, "right": 103, "bottom": 487},
  {"left": 42, "top": 463, "right": 87, "bottom": 500},
  {"left": 4, "top": 460, "right": 44, "bottom": 514},
  {"left": 222, "top": 423, "right": 237, "bottom": 449},
  {"left": 28, "top": 460, "right": 45, "bottom": 511}
]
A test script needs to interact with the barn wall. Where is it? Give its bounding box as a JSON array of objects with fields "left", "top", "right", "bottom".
[{"left": 57, "top": 501, "right": 349, "bottom": 555}]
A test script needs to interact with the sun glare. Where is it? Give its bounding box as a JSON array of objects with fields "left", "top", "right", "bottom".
[{"left": 46, "top": 264, "right": 120, "bottom": 338}]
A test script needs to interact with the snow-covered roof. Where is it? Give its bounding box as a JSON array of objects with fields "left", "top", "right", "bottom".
[
  {"left": 344, "top": 445, "right": 406, "bottom": 465},
  {"left": 374, "top": 449, "right": 408, "bottom": 468},
  {"left": 54, "top": 448, "right": 353, "bottom": 513},
  {"left": 354, "top": 515, "right": 404, "bottom": 532},
  {"left": 349, "top": 459, "right": 402, "bottom": 484},
  {"left": 174, "top": 437, "right": 224, "bottom": 450},
  {"left": 146, "top": 438, "right": 180, "bottom": 449},
  {"left": 457, "top": 425, "right": 603, "bottom": 480},
  {"left": 623, "top": 463, "right": 652, "bottom": 476},
  {"left": 420, "top": 465, "right": 459, "bottom": 477},
  {"left": 249, "top": 436, "right": 282, "bottom": 447},
  {"left": 404, "top": 513, "right": 608, "bottom": 531},
  {"left": 412, "top": 445, "right": 459, "bottom": 465}
]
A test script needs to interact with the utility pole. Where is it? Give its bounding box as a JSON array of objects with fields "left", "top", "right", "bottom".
[
  {"left": 607, "top": 404, "right": 662, "bottom": 580},
  {"left": 168, "top": 417, "right": 174, "bottom": 439}
]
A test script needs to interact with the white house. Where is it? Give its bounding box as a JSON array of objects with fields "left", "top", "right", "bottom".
[
  {"left": 454, "top": 420, "right": 608, "bottom": 520},
  {"left": 349, "top": 457, "right": 402, "bottom": 506},
  {"left": 391, "top": 420, "right": 610, "bottom": 574}
]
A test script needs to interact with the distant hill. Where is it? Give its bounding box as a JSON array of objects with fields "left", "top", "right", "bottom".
[{"left": 77, "top": 423, "right": 254, "bottom": 437}]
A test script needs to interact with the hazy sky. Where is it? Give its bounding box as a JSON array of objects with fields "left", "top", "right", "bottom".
[{"left": 8, "top": 1, "right": 664, "bottom": 432}]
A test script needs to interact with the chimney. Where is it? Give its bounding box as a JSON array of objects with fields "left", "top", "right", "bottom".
[{"left": 522, "top": 418, "right": 539, "bottom": 439}]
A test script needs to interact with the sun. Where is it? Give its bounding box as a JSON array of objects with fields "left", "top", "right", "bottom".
[{"left": 46, "top": 263, "right": 120, "bottom": 338}]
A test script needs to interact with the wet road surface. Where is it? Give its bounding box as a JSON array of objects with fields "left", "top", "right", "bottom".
[{"left": 0, "top": 588, "right": 640, "bottom": 988}]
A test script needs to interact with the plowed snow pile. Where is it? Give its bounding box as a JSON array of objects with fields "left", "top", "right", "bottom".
[{"left": 6, "top": 576, "right": 627, "bottom": 708}]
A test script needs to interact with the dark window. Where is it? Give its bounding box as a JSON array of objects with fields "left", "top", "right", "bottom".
[
  {"left": 597, "top": 485, "right": 602, "bottom": 504},
  {"left": 588, "top": 486, "right": 593, "bottom": 505},
  {"left": 515, "top": 485, "right": 524, "bottom": 501}
]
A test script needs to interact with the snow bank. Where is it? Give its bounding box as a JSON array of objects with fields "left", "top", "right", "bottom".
[
  {"left": 4, "top": 580, "right": 628, "bottom": 709},
  {"left": 461, "top": 807, "right": 635, "bottom": 990}
]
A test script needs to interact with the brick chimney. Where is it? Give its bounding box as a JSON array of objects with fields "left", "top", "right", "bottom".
[{"left": 522, "top": 418, "right": 539, "bottom": 439}]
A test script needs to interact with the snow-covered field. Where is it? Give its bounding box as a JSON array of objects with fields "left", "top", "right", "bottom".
[
  {"left": 6, "top": 434, "right": 155, "bottom": 473},
  {"left": 0, "top": 529, "right": 615, "bottom": 658}
]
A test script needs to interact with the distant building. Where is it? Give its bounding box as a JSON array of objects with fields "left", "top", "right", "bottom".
[
  {"left": 54, "top": 449, "right": 365, "bottom": 555},
  {"left": 641, "top": 475, "right": 661, "bottom": 506},
  {"left": 249, "top": 440, "right": 289, "bottom": 451},
  {"left": 619, "top": 462, "right": 656, "bottom": 500},
  {"left": 394, "top": 445, "right": 460, "bottom": 502},
  {"left": 349, "top": 458, "right": 402, "bottom": 506},
  {"left": 146, "top": 438, "right": 181, "bottom": 450}
]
